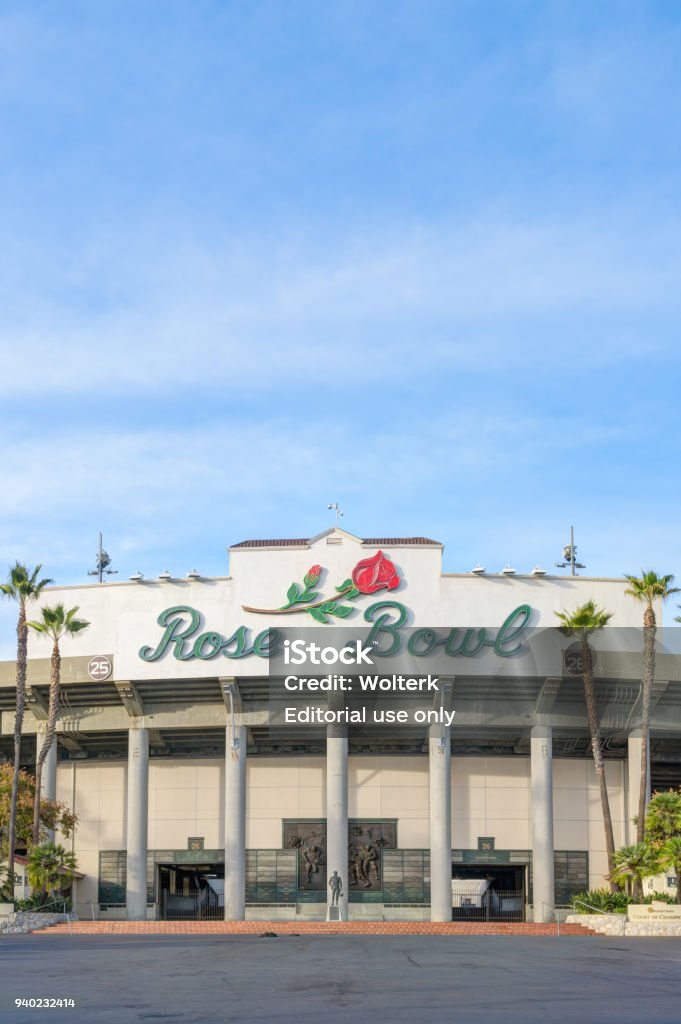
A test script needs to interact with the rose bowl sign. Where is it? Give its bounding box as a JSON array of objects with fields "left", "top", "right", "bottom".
[{"left": 138, "top": 548, "right": 534, "bottom": 664}]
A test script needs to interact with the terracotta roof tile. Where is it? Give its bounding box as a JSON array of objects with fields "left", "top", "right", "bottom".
[
  {"left": 231, "top": 538, "right": 310, "bottom": 548},
  {"left": 361, "top": 537, "right": 441, "bottom": 546},
  {"left": 231, "top": 535, "right": 441, "bottom": 548}
]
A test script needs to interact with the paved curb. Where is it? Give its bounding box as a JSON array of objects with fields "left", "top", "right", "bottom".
[{"left": 36, "top": 921, "right": 594, "bottom": 937}]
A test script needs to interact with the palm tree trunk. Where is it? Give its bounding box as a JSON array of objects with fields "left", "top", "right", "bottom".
[
  {"left": 32, "top": 761, "right": 44, "bottom": 847},
  {"left": 32, "top": 640, "right": 61, "bottom": 845},
  {"left": 637, "top": 606, "right": 656, "bottom": 843},
  {"left": 8, "top": 602, "right": 27, "bottom": 886},
  {"left": 581, "top": 638, "right": 617, "bottom": 889}
]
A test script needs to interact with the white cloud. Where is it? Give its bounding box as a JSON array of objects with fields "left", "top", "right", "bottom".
[
  {"left": 0, "top": 406, "right": 653, "bottom": 570},
  {"left": 1, "top": 212, "right": 679, "bottom": 399}
]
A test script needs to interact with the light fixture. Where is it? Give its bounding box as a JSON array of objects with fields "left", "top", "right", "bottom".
[
  {"left": 129, "top": 571, "right": 144, "bottom": 582},
  {"left": 532, "top": 566, "right": 547, "bottom": 576},
  {"left": 87, "top": 531, "right": 118, "bottom": 583},
  {"left": 157, "top": 569, "right": 172, "bottom": 581},
  {"left": 501, "top": 565, "right": 516, "bottom": 575},
  {"left": 186, "top": 569, "right": 201, "bottom": 580},
  {"left": 555, "top": 525, "right": 586, "bottom": 576},
  {"left": 328, "top": 501, "right": 344, "bottom": 526},
  {"left": 471, "top": 564, "right": 486, "bottom": 574}
]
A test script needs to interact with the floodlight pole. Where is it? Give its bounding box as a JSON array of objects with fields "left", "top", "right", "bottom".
[
  {"left": 328, "top": 502, "right": 344, "bottom": 527},
  {"left": 88, "top": 532, "right": 117, "bottom": 583},
  {"left": 555, "top": 525, "right": 585, "bottom": 575}
]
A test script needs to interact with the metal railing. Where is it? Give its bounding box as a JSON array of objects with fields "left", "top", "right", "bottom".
[
  {"left": 451, "top": 889, "right": 524, "bottom": 922},
  {"left": 572, "top": 899, "right": 622, "bottom": 918},
  {"left": 161, "top": 889, "right": 224, "bottom": 921},
  {"left": 23, "top": 897, "right": 70, "bottom": 914},
  {"left": 73, "top": 900, "right": 97, "bottom": 921}
]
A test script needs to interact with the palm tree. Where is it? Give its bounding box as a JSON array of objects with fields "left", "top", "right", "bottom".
[
  {"left": 624, "top": 572, "right": 679, "bottom": 843},
  {"left": 610, "top": 842, "right": 660, "bottom": 897},
  {"left": 644, "top": 790, "right": 681, "bottom": 843},
  {"left": 661, "top": 838, "right": 681, "bottom": 904},
  {"left": 556, "top": 601, "right": 617, "bottom": 886},
  {"left": 27, "top": 604, "right": 89, "bottom": 844},
  {"left": 26, "top": 841, "right": 77, "bottom": 903},
  {"left": 0, "top": 564, "right": 53, "bottom": 886}
]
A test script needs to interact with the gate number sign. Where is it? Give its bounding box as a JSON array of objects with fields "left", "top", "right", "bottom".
[
  {"left": 563, "top": 643, "right": 597, "bottom": 677},
  {"left": 87, "top": 656, "right": 112, "bottom": 681}
]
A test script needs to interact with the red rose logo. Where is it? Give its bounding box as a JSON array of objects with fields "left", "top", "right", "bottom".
[
  {"left": 351, "top": 551, "right": 400, "bottom": 594},
  {"left": 304, "top": 564, "right": 322, "bottom": 586}
]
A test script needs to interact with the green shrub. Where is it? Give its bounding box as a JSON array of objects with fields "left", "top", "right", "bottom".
[
  {"left": 14, "top": 892, "right": 71, "bottom": 913},
  {"left": 0, "top": 867, "right": 14, "bottom": 903},
  {"left": 642, "top": 891, "right": 676, "bottom": 905},
  {"left": 571, "top": 888, "right": 633, "bottom": 914}
]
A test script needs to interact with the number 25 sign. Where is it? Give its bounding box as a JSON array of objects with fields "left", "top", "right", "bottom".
[{"left": 87, "top": 656, "right": 112, "bottom": 681}]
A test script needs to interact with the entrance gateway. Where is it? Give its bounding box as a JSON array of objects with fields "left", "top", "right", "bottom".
[
  {"left": 451, "top": 865, "right": 526, "bottom": 922},
  {"left": 158, "top": 863, "right": 224, "bottom": 921}
]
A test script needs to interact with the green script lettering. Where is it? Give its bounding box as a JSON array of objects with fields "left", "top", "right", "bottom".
[
  {"left": 253, "top": 628, "right": 280, "bottom": 658},
  {"left": 364, "top": 601, "right": 408, "bottom": 656},
  {"left": 139, "top": 604, "right": 532, "bottom": 662},
  {"left": 222, "top": 626, "right": 250, "bottom": 659},
  {"left": 193, "top": 632, "right": 225, "bottom": 659},
  {"left": 494, "top": 604, "right": 532, "bottom": 656},
  {"left": 445, "top": 627, "right": 488, "bottom": 657},
  {"left": 139, "top": 606, "right": 201, "bottom": 662},
  {"left": 407, "top": 627, "right": 443, "bottom": 656}
]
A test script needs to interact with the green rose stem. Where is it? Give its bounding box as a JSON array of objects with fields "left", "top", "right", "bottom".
[{"left": 242, "top": 584, "right": 355, "bottom": 615}]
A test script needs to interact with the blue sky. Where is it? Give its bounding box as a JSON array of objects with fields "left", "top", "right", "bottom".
[{"left": 1, "top": 1, "right": 681, "bottom": 650}]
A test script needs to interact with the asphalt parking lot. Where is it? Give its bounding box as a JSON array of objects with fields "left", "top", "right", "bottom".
[{"left": 2, "top": 934, "right": 681, "bottom": 1024}]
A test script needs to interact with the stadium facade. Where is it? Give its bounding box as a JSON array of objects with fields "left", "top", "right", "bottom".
[{"left": 2, "top": 528, "right": 680, "bottom": 922}]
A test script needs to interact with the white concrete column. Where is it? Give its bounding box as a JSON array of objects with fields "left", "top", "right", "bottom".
[
  {"left": 531, "top": 724, "right": 554, "bottom": 923},
  {"left": 429, "top": 724, "right": 452, "bottom": 922},
  {"left": 125, "top": 726, "right": 149, "bottom": 921},
  {"left": 36, "top": 725, "right": 58, "bottom": 841},
  {"left": 224, "top": 723, "right": 247, "bottom": 920},
  {"left": 627, "top": 729, "right": 650, "bottom": 842},
  {"left": 326, "top": 727, "right": 348, "bottom": 920}
]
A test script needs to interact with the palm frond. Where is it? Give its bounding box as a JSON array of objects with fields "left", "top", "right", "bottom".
[
  {"left": 29, "top": 603, "right": 90, "bottom": 641},
  {"left": 555, "top": 600, "right": 613, "bottom": 637},
  {"left": 624, "top": 570, "right": 679, "bottom": 603},
  {"left": 26, "top": 620, "right": 48, "bottom": 633},
  {"left": 2, "top": 562, "right": 54, "bottom": 601}
]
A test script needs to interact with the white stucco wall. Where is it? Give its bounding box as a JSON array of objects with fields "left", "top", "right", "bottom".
[{"left": 55, "top": 752, "right": 628, "bottom": 906}]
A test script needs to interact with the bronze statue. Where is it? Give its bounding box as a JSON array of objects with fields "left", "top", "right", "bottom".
[
  {"left": 361, "top": 843, "right": 379, "bottom": 885},
  {"left": 328, "top": 870, "right": 343, "bottom": 905},
  {"left": 302, "top": 842, "right": 322, "bottom": 884}
]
